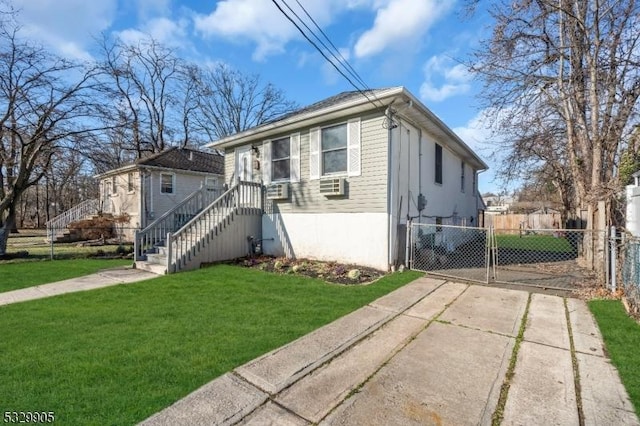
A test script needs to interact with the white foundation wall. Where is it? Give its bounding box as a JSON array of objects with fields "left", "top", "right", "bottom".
[{"left": 262, "top": 212, "right": 389, "bottom": 270}]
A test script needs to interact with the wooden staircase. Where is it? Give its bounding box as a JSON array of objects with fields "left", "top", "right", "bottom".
[
  {"left": 46, "top": 199, "right": 101, "bottom": 242},
  {"left": 135, "top": 182, "right": 263, "bottom": 274}
]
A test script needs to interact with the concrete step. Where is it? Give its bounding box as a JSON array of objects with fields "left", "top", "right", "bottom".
[
  {"left": 135, "top": 261, "right": 166, "bottom": 275},
  {"left": 145, "top": 253, "right": 167, "bottom": 265}
]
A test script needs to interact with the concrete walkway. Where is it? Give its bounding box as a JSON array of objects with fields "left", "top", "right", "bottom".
[
  {"left": 0, "top": 267, "right": 158, "bottom": 306},
  {"left": 140, "top": 277, "right": 639, "bottom": 426}
]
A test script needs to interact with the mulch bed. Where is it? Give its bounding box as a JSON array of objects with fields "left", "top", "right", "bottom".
[{"left": 228, "top": 256, "right": 385, "bottom": 285}]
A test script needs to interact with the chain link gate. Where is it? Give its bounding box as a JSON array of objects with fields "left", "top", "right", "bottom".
[
  {"left": 409, "top": 222, "right": 491, "bottom": 283},
  {"left": 409, "top": 222, "right": 605, "bottom": 291}
]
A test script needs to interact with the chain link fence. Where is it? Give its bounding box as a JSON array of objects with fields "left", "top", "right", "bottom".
[
  {"left": 492, "top": 228, "right": 604, "bottom": 290},
  {"left": 410, "top": 223, "right": 605, "bottom": 291},
  {"left": 619, "top": 236, "right": 640, "bottom": 314},
  {"left": 4, "top": 228, "right": 135, "bottom": 260},
  {"left": 410, "top": 223, "right": 490, "bottom": 283}
]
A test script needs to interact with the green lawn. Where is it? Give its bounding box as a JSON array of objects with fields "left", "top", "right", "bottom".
[
  {"left": 588, "top": 300, "right": 640, "bottom": 414},
  {"left": 496, "top": 234, "right": 574, "bottom": 253},
  {"left": 0, "top": 259, "right": 132, "bottom": 293},
  {"left": 0, "top": 265, "right": 423, "bottom": 425}
]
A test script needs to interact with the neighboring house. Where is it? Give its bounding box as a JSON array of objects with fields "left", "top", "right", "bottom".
[
  {"left": 208, "top": 87, "right": 488, "bottom": 270},
  {"left": 484, "top": 195, "right": 514, "bottom": 214},
  {"left": 94, "top": 148, "right": 224, "bottom": 241}
]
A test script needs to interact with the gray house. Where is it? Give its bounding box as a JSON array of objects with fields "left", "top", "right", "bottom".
[{"left": 205, "top": 87, "right": 487, "bottom": 270}]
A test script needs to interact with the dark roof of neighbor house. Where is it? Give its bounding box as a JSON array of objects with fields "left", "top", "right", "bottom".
[
  {"left": 136, "top": 147, "right": 224, "bottom": 174},
  {"left": 94, "top": 147, "right": 224, "bottom": 179}
]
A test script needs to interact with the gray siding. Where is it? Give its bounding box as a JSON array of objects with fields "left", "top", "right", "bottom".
[{"left": 224, "top": 111, "right": 389, "bottom": 214}]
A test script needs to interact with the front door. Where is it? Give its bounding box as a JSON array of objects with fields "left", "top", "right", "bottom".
[{"left": 236, "top": 146, "right": 253, "bottom": 183}]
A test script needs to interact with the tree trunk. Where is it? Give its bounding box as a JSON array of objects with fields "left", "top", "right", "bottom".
[{"left": 0, "top": 210, "right": 16, "bottom": 255}]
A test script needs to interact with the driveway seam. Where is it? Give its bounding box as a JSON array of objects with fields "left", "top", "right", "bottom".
[
  {"left": 565, "top": 297, "right": 585, "bottom": 426},
  {"left": 491, "top": 292, "right": 532, "bottom": 425}
]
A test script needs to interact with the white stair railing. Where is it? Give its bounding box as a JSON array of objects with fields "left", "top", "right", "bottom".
[
  {"left": 167, "top": 181, "right": 262, "bottom": 273},
  {"left": 134, "top": 185, "right": 222, "bottom": 260},
  {"left": 46, "top": 199, "right": 100, "bottom": 242}
]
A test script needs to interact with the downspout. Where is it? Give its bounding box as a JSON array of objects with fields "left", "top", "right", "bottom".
[
  {"left": 418, "top": 128, "right": 423, "bottom": 223},
  {"left": 149, "top": 172, "right": 154, "bottom": 219},
  {"left": 139, "top": 170, "right": 145, "bottom": 228}
]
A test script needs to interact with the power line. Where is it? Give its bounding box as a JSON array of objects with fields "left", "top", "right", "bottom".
[
  {"left": 291, "top": 0, "right": 372, "bottom": 94},
  {"left": 271, "top": 0, "right": 385, "bottom": 110}
]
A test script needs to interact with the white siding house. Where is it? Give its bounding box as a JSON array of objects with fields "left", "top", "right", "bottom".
[
  {"left": 209, "top": 87, "right": 487, "bottom": 270},
  {"left": 95, "top": 148, "right": 224, "bottom": 241}
]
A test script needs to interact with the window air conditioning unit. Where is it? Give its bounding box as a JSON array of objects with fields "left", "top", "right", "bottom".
[
  {"left": 266, "top": 183, "right": 289, "bottom": 200},
  {"left": 319, "top": 178, "right": 345, "bottom": 196}
]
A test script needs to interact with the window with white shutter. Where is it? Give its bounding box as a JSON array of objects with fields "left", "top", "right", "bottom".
[
  {"left": 262, "top": 140, "right": 272, "bottom": 185},
  {"left": 290, "top": 133, "right": 300, "bottom": 183},
  {"left": 347, "top": 118, "right": 361, "bottom": 177},
  {"left": 309, "top": 127, "right": 320, "bottom": 180}
]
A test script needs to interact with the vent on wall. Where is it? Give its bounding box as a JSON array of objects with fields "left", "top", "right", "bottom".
[
  {"left": 266, "top": 183, "right": 289, "bottom": 200},
  {"left": 319, "top": 178, "right": 345, "bottom": 196}
]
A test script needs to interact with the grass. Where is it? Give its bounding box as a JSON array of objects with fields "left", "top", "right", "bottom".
[
  {"left": 588, "top": 300, "right": 640, "bottom": 414},
  {"left": 0, "top": 265, "right": 423, "bottom": 425},
  {"left": 0, "top": 259, "right": 132, "bottom": 293},
  {"left": 496, "top": 234, "right": 574, "bottom": 253}
]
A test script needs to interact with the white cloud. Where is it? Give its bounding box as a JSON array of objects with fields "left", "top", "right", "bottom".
[
  {"left": 420, "top": 54, "right": 472, "bottom": 102},
  {"left": 194, "top": 0, "right": 298, "bottom": 60},
  {"left": 353, "top": 0, "right": 453, "bottom": 58},
  {"left": 116, "top": 17, "right": 189, "bottom": 48},
  {"left": 11, "top": 0, "right": 118, "bottom": 60},
  {"left": 193, "top": 0, "right": 370, "bottom": 61},
  {"left": 135, "top": 0, "right": 171, "bottom": 20}
]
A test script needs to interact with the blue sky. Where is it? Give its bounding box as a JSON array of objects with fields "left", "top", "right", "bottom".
[{"left": 11, "top": 0, "right": 503, "bottom": 193}]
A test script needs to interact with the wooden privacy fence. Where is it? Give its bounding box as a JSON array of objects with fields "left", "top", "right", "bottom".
[{"left": 485, "top": 213, "right": 562, "bottom": 230}]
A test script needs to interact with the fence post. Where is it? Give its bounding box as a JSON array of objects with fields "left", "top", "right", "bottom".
[
  {"left": 405, "top": 219, "right": 412, "bottom": 269},
  {"left": 49, "top": 226, "right": 54, "bottom": 260},
  {"left": 610, "top": 226, "right": 617, "bottom": 292},
  {"left": 166, "top": 232, "right": 172, "bottom": 275},
  {"left": 134, "top": 230, "right": 139, "bottom": 261}
]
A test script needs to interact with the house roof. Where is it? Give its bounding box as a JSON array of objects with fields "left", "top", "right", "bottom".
[
  {"left": 94, "top": 147, "right": 224, "bottom": 178},
  {"left": 207, "top": 86, "right": 488, "bottom": 171}
]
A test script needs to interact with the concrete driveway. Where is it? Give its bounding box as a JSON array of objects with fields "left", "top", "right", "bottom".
[{"left": 141, "top": 277, "right": 639, "bottom": 426}]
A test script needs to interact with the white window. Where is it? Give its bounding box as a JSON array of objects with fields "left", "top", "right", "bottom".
[
  {"left": 111, "top": 176, "right": 117, "bottom": 194},
  {"left": 127, "top": 172, "right": 134, "bottom": 192},
  {"left": 271, "top": 136, "right": 291, "bottom": 181},
  {"left": 321, "top": 123, "right": 348, "bottom": 175},
  {"left": 309, "top": 119, "right": 360, "bottom": 180},
  {"left": 461, "top": 161, "right": 465, "bottom": 193},
  {"left": 205, "top": 176, "right": 218, "bottom": 189},
  {"left": 262, "top": 133, "right": 300, "bottom": 185},
  {"left": 160, "top": 173, "right": 174, "bottom": 194}
]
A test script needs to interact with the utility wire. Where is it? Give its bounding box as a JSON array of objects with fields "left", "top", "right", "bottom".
[
  {"left": 291, "top": 0, "right": 374, "bottom": 97},
  {"left": 271, "top": 0, "right": 385, "bottom": 110}
]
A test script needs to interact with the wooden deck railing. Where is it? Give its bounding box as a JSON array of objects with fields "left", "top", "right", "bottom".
[
  {"left": 134, "top": 185, "right": 221, "bottom": 260},
  {"left": 167, "top": 181, "right": 262, "bottom": 273}
]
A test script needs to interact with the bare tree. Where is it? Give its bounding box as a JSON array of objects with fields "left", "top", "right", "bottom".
[
  {"left": 193, "top": 63, "right": 298, "bottom": 140},
  {"left": 471, "top": 0, "right": 640, "bottom": 226},
  {"left": 0, "top": 22, "right": 98, "bottom": 254},
  {"left": 93, "top": 35, "right": 193, "bottom": 159}
]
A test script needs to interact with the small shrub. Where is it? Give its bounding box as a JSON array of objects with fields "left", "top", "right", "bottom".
[{"left": 347, "top": 269, "right": 361, "bottom": 280}]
